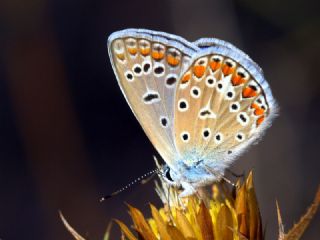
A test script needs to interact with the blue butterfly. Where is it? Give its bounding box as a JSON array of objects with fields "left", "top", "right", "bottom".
[{"left": 108, "top": 29, "right": 277, "bottom": 197}]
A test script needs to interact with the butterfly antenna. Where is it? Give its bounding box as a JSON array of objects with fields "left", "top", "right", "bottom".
[{"left": 100, "top": 168, "right": 161, "bottom": 202}]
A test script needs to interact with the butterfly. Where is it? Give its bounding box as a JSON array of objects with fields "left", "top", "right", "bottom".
[{"left": 108, "top": 29, "right": 277, "bottom": 197}]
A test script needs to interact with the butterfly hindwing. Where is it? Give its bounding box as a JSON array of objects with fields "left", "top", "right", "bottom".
[
  {"left": 173, "top": 45, "right": 277, "bottom": 165},
  {"left": 108, "top": 29, "right": 199, "bottom": 165}
]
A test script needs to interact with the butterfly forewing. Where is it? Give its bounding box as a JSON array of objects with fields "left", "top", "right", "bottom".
[
  {"left": 108, "top": 29, "right": 198, "bottom": 165},
  {"left": 174, "top": 46, "right": 277, "bottom": 163}
]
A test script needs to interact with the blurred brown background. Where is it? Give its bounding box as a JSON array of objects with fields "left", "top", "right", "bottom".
[{"left": 0, "top": 0, "right": 319, "bottom": 239}]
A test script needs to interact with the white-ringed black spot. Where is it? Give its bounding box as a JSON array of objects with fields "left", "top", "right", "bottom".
[
  {"left": 248, "top": 84, "right": 258, "bottom": 91},
  {"left": 214, "top": 132, "right": 223, "bottom": 144},
  {"left": 160, "top": 117, "right": 168, "bottom": 128},
  {"left": 154, "top": 66, "right": 164, "bottom": 74},
  {"left": 228, "top": 150, "right": 232, "bottom": 154},
  {"left": 202, "top": 128, "right": 211, "bottom": 140},
  {"left": 181, "top": 131, "right": 190, "bottom": 142},
  {"left": 178, "top": 99, "right": 188, "bottom": 112},
  {"left": 142, "top": 91, "right": 160, "bottom": 104},
  {"left": 199, "top": 108, "right": 216, "bottom": 119},
  {"left": 236, "top": 68, "right": 249, "bottom": 79},
  {"left": 237, "top": 112, "right": 249, "bottom": 126},
  {"left": 143, "top": 62, "right": 151, "bottom": 73},
  {"left": 217, "top": 83, "right": 223, "bottom": 89},
  {"left": 125, "top": 71, "right": 134, "bottom": 81},
  {"left": 206, "top": 76, "right": 215, "bottom": 87},
  {"left": 133, "top": 65, "right": 142, "bottom": 75},
  {"left": 190, "top": 86, "right": 201, "bottom": 98},
  {"left": 226, "top": 90, "right": 235, "bottom": 100},
  {"left": 212, "top": 55, "right": 222, "bottom": 62},
  {"left": 230, "top": 102, "right": 240, "bottom": 112},
  {"left": 237, "top": 71, "right": 245, "bottom": 78},
  {"left": 153, "top": 63, "right": 165, "bottom": 77},
  {"left": 165, "top": 74, "right": 177, "bottom": 87},
  {"left": 235, "top": 132, "right": 245, "bottom": 142}
]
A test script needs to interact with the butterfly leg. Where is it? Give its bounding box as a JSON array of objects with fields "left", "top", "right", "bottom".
[{"left": 179, "top": 182, "right": 196, "bottom": 198}]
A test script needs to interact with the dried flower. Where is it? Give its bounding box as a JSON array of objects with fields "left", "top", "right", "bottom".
[{"left": 61, "top": 171, "right": 319, "bottom": 240}]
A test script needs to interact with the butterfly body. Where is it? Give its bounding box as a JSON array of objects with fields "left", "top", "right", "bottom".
[{"left": 108, "top": 29, "right": 277, "bottom": 197}]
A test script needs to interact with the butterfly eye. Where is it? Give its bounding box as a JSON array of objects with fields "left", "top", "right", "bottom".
[
  {"left": 164, "top": 167, "right": 174, "bottom": 182},
  {"left": 230, "top": 102, "right": 240, "bottom": 112},
  {"left": 180, "top": 131, "right": 190, "bottom": 142},
  {"left": 235, "top": 132, "right": 245, "bottom": 142},
  {"left": 237, "top": 112, "right": 250, "bottom": 126},
  {"left": 190, "top": 86, "right": 201, "bottom": 98}
]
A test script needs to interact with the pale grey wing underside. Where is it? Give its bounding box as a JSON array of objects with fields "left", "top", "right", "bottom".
[
  {"left": 173, "top": 45, "right": 277, "bottom": 167},
  {"left": 108, "top": 29, "right": 199, "bottom": 166}
]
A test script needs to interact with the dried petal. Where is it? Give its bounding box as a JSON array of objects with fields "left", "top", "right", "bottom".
[
  {"left": 196, "top": 201, "right": 214, "bottom": 240},
  {"left": 166, "top": 224, "right": 187, "bottom": 240},
  {"left": 276, "top": 201, "right": 285, "bottom": 240},
  {"left": 283, "top": 186, "right": 320, "bottom": 240},
  {"left": 175, "top": 209, "right": 197, "bottom": 239},
  {"left": 127, "top": 204, "right": 157, "bottom": 240},
  {"left": 59, "top": 211, "right": 86, "bottom": 240},
  {"left": 115, "top": 219, "right": 138, "bottom": 240},
  {"left": 150, "top": 204, "right": 172, "bottom": 240},
  {"left": 216, "top": 204, "right": 234, "bottom": 240},
  {"left": 235, "top": 184, "right": 248, "bottom": 237},
  {"left": 246, "top": 172, "right": 263, "bottom": 240}
]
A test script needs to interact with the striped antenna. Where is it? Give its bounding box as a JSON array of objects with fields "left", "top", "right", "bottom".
[{"left": 100, "top": 168, "right": 160, "bottom": 202}]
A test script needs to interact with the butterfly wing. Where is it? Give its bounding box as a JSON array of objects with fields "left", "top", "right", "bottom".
[
  {"left": 108, "top": 29, "right": 199, "bottom": 166},
  {"left": 173, "top": 43, "right": 277, "bottom": 166}
]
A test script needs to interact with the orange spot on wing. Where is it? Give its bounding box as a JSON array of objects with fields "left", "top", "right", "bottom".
[
  {"left": 232, "top": 76, "right": 246, "bottom": 86},
  {"left": 209, "top": 61, "right": 221, "bottom": 72},
  {"left": 128, "top": 47, "right": 137, "bottom": 55},
  {"left": 181, "top": 72, "right": 191, "bottom": 83},
  {"left": 167, "top": 55, "right": 180, "bottom": 66},
  {"left": 140, "top": 48, "right": 150, "bottom": 56},
  {"left": 251, "top": 103, "right": 264, "bottom": 116},
  {"left": 222, "top": 65, "right": 234, "bottom": 76},
  {"left": 193, "top": 65, "right": 206, "bottom": 78},
  {"left": 242, "top": 86, "right": 257, "bottom": 98},
  {"left": 257, "top": 116, "right": 265, "bottom": 126},
  {"left": 116, "top": 53, "right": 125, "bottom": 61},
  {"left": 152, "top": 50, "right": 164, "bottom": 60}
]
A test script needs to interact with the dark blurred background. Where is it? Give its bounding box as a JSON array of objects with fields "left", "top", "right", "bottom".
[{"left": 0, "top": 0, "right": 319, "bottom": 239}]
